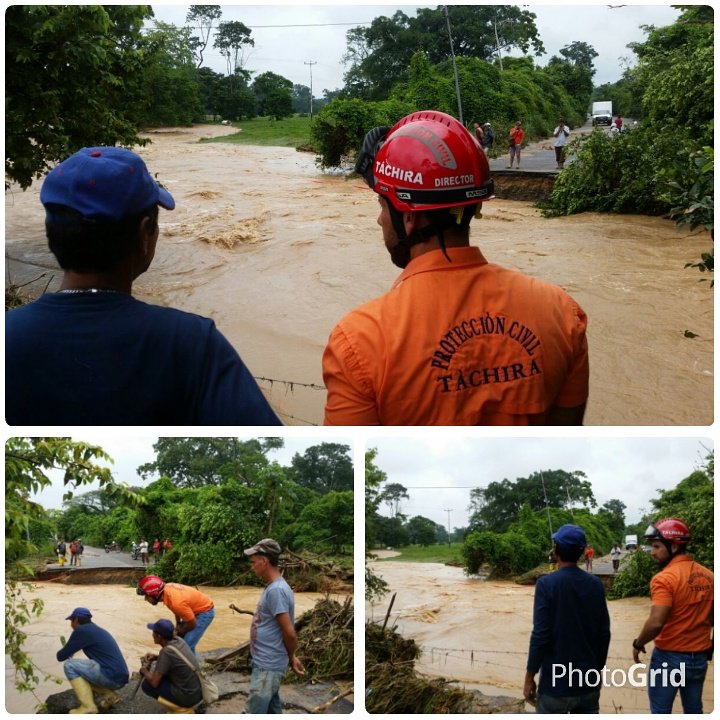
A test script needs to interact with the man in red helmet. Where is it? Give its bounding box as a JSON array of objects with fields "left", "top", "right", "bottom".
[
  {"left": 322, "top": 110, "right": 589, "bottom": 425},
  {"left": 632, "top": 518, "right": 713, "bottom": 713},
  {"left": 137, "top": 576, "right": 215, "bottom": 654}
]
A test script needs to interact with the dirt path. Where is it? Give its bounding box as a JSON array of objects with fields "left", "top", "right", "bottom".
[{"left": 5, "top": 124, "right": 713, "bottom": 425}]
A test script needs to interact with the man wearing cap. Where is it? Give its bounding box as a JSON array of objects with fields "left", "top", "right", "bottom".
[
  {"left": 244, "top": 538, "right": 305, "bottom": 713},
  {"left": 140, "top": 618, "right": 203, "bottom": 711},
  {"left": 632, "top": 518, "right": 713, "bottom": 713},
  {"left": 5, "top": 145, "right": 281, "bottom": 426},
  {"left": 524, "top": 524, "right": 611, "bottom": 713},
  {"left": 137, "top": 576, "right": 215, "bottom": 654},
  {"left": 322, "top": 111, "right": 588, "bottom": 426},
  {"left": 56, "top": 607, "right": 129, "bottom": 714}
]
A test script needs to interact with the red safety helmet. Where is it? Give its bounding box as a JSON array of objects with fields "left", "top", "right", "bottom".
[
  {"left": 359, "top": 110, "right": 494, "bottom": 213},
  {"left": 644, "top": 518, "right": 691, "bottom": 545},
  {"left": 137, "top": 575, "right": 165, "bottom": 597}
]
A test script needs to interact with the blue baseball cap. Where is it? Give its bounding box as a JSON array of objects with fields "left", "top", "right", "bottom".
[
  {"left": 147, "top": 618, "right": 175, "bottom": 639},
  {"left": 40, "top": 146, "right": 175, "bottom": 222},
  {"left": 552, "top": 524, "right": 587, "bottom": 550},
  {"left": 65, "top": 607, "right": 92, "bottom": 620}
]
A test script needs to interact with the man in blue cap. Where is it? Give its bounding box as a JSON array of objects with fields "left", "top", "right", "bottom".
[
  {"left": 6, "top": 146, "right": 281, "bottom": 426},
  {"left": 56, "top": 607, "right": 129, "bottom": 714},
  {"left": 140, "top": 618, "right": 203, "bottom": 711},
  {"left": 524, "top": 524, "right": 611, "bottom": 713}
]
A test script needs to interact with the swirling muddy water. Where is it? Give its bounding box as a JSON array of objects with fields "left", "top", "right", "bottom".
[
  {"left": 367, "top": 559, "right": 714, "bottom": 713},
  {"left": 4, "top": 582, "right": 332, "bottom": 713},
  {"left": 5, "top": 126, "right": 712, "bottom": 425}
]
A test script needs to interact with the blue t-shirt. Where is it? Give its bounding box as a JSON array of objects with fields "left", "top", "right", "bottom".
[
  {"left": 527, "top": 565, "right": 611, "bottom": 697},
  {"left": 5, "top": 293, "right": 282, "bottom": 425},
  {"left": 250, "top": 577, "right": 295, "bottom": 672},
  {"left": 56, "top": 622, "right": 129, "bottom": 687}
]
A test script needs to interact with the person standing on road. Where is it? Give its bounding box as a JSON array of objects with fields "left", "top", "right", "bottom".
[
  {"left": 69, "top": 539, "right": 79, "bottom": 567},
  {"left": 508, "top": 120, "right": 525, "bottom": 169},
  {"left": 5, "top": 145, "right": 281, "bottom": 426},
  {"left": 56, "top": 607, "right": 129, "bottom": 714},
  {"left": 323, "top": 110, "right": 589, "bottom": 425},
  {"left": 139, "top": 538, "right": 149, "bottom": 566},
  {"left": 137, "top": 576, "right": 215, "bottom": 654},
  {"left": 152, "top": 538, "right": 162, "bottom": 565},
  {"left": 244, "top": 539, "right": 305, "bottom": 713},
  {"left": 584, "top": 544, "right": 594, "bottom": 572},
  {"left": 524, "top": 525, "right": 611, "bottom": 713},
  {"left": 632, "top": 518, "right": 713, "bottom": 714},
  {"left": 472, "top": 122, "right": 484, "bottom": 145},
  {"left": 614, "top": 115, "right": 623, "bottom": 132},
  {"left": 140, "top": 618, "right": 203, "bottom": 712},
  {"left": 552, "top": 119, "right": 570, "bottom": 170},
  {"left": 76, "top": 539, "right": 84, "bottom": 567},
  {"left": 610, "top": 544, "right": 622, "bottom": 572},
  {"left": 481, "top": 122, "right": 494, "bottom": 154}
]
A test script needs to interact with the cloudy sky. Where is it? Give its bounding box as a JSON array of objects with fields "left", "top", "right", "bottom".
[
  {"left": 149, "top": 4, "right": 681, "bottom": 94},
  {"left": 369, "top": 436, "right": 712, "bottom": 529},
  {"left": 30, "top": 435, "right": 351, "bottom": 510}
]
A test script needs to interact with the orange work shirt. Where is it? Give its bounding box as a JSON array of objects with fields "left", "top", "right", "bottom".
[
  {"left": 585, "top": 548, "right": 595, "bottom": 559},
  {"left": 510, "top": 127, "right": 525, "bottom": 145},
  {"left": 162, "top": 583, "right": 214, "bottom": 624},
  {"left": 651, "top": 554, "right": 713, "bottom": 652},
  {"left": 322, "top": 246, "right": 589, "bottom": 425}
]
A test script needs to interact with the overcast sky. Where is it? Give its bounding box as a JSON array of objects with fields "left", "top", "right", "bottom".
[
  {"left": 369, "top": 436, "right": 712, "bottom": 530},
  {"left": 149, "top": 3, "right": 681, "bottom": 94},
  {"left": 30, "top": 435, "right": 351, "bottom": 510}
]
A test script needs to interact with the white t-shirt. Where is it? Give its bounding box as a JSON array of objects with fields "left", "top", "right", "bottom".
[{"left": 553, "top": 125, "right": 570, "bottom": 147}]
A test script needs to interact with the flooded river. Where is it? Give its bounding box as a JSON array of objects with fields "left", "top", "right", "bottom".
[
  {"left": 4, "top": 582, "right": 333, "bottom": 713},
  {"left": 367, "top": 559, "right": 714, "bottom": 714},
  {"left": 5, "top": 125, "right": 712, "bottom": 425}
]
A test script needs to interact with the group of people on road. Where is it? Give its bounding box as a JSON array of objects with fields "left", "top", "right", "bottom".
[
  {"left": 7, "top": 109, "right": 589, "bottom": 426},
  {"left": 524, "top": 517, "right": 713, "bottom": 714},
  {"left": 55, "top": 538, "right": 304, "bottom": 714},
  {"left": 55, "top": 538, "right": 84, "bottom": 567}
]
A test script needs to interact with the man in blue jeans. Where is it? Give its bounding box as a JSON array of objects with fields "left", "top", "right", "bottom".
[
  {"left": 632, "top": 518, "right": 713, "bottom": 713},
  {"left": 244, "top": 539, "right": 305, "bottom": 713},
  {"left": 56, "top": 607, "right": 129, "bottom": 713},
  {"left": 524, "top": 524, "right": 611, "bottom": 713}
]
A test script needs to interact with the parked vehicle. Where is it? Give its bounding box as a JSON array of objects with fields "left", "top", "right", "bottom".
[
  {"left": 592, "top": 101, "right": 613, "bottom": 126},
  {"left": 624, "top": 534, "right": 638, "bottom": 550},
  {"left": 104, "top": 541, "right": 118, "bottom": 553}
]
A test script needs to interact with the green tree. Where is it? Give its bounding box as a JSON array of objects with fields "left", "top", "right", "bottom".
[
  {"left": 186, "top": 5, "right": 222, "bottom": 68},
  {"left": 292, "top": 84, "right": 312, "bottom": 114},
  {"left": 5, "top": 438, "right": 133, "bottom": 696},
  {"left": 253, "top": 71, "right": 294, "bottom": 119},
  {"left": 365, "top": 449, "right": 389, "bottom": 600},
  {"left": 597, "top": 499, "right": 627, "bottom": 539},
  {"left": 288, "top": 443, "right": 353, "bottom": 493},
  {"left": 293, "top": 491, "right": 354, "bottom": 553},
  {"left": 5, "top": 5, "right": 153, "bottom": 189},
  {"left": 379, "top": 483, "right": 410, "bottom": 518},
  {"left": 406, "top": 515, "right": 437, "bottom": 546},
  {"left": 214, "top": 19, "right": 254, "bottom": 76}
]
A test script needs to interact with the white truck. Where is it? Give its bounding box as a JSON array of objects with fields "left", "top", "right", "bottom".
[
  {"left": 591, "top": 101, "right": 613, "bottom": 126},
  {"left": 624, "top": 534, "right": 638, "bottom": 550}
]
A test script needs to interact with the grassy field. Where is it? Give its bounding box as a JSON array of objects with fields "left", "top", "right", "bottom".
[
  {"left": 199, "top": 115, "right": 313, "bottom": 148},
  {"left": 372, "top": 543, "right": 464, "bottom": 565}
]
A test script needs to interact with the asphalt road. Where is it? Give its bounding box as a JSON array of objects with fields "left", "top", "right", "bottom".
[{"left": 49, "top": 545, "right": 157, "bottom": 570}]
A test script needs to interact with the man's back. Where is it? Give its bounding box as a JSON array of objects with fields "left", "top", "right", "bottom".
[
  {"left": 6, "top": 293, "right": 281, "bottom": 425},
  {"left": 528, "top": 566, "right": 610, "bottom": 696},
  {"left": 323, "top": 246, "right": 588, "bottom": 425}
]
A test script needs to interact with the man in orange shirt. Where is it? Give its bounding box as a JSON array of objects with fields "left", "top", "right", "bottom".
[
  {"left": 322, "top": 110, "right": 588, "bottom": 425},
  {"left": 137, "top": 576, "right": 215, "bottom": 654},
  {"left": 508, "top": 119, "right": 525, "bottom": 169},
  {"left": 632, "top": 518, "right": 713, "bottom": 713}
]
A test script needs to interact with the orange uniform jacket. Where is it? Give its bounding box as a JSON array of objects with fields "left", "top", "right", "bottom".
[
  {"left": 162, "top": 583, "right": 214, "bottom": 624},
  {"left": 322, "top": 246, "right": 588, "bottom": 425},
  {"left": 650, "top": 554, "right": 714, "bottom": 652}
]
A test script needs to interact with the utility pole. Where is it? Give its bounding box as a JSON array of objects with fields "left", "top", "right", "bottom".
[
  {"left": 304, "top": 60, "right": 317, "bottom": 118},
  {"left": 443, "top": 6, "right": 463, "bottom": 124},
  {"left": 443, "top": 508, "right": 453, "bottom": 546}
]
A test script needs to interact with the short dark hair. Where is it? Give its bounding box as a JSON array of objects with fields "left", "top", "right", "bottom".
[
  {"left": 263, "top": 553, "right": 280, "bottom": 567},
  {"left": 76, "top": 617, "right": 92, "bottom": 625},
  {"left": 555, "top": 543, "right": 583, "bottom": 563},
  {"left": 45, "top": 204, "right": 159, "bottom": 273}
]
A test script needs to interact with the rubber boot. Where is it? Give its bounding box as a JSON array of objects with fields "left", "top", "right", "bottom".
[
  {"left": 68, "top": 677, "right": 98, "bottom": 714},
  {"left": 157, "top": 696, "right": 195, "bottom": 714},
  {"left": 90, "top": 684, "right": 120, "bottom": 710}
]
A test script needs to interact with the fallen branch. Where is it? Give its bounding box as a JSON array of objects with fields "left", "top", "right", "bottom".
[{"left": 311, "top": 687, "right": 353, "bottom": 713}]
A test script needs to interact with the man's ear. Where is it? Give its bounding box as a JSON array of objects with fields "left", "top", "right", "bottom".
[{"left": 403, "top": 211, "right": 418, "bottom": 236}]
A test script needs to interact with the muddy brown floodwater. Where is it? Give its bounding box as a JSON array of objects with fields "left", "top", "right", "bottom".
[
  {"left": 367, "top": 558, "right": 713, "bottom": 714},
  {"left": 4, "top": 582, "right": 337, "bottom": 713},
  {"left": 4, "top": 125, "right": 713, "bottom": 425}
]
